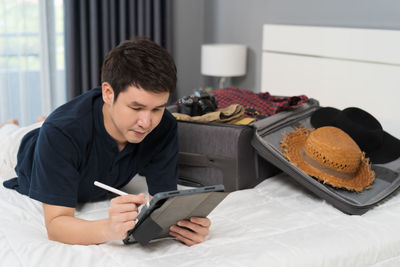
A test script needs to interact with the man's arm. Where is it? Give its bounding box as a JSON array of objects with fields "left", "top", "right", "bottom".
[{"left": 43, "top": 194, "right": 146, "bottom": 245}]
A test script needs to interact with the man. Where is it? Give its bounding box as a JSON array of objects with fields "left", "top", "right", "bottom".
[{"left": 2, "top": 38, "right": 210, "bottom": 246}]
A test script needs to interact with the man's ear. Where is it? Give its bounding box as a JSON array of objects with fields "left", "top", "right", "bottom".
[{"left": 102, "top": 82, "right": 114, "bottom": 104}]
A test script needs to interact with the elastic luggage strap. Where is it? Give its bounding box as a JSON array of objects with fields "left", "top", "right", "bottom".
[{"left": 178, "top": 152, "right": 238, "bottom": 192}]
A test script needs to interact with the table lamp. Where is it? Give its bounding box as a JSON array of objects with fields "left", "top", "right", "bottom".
[{"left": 201, "top": 44, "right": 247, "bottom": 89}]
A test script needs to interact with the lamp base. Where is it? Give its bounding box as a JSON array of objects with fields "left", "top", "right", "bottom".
[{"left": 218, "top": 77, "right": 227, "bottom": 89}]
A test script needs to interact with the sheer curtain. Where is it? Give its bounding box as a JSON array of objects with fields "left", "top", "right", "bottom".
[{"left": 0, "top": 0, "right": 65, "bottom": 126}]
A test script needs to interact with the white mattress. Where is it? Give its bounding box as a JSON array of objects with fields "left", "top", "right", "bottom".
[{"left": 2, "top": 172, "right": 400, "bottom": 267}]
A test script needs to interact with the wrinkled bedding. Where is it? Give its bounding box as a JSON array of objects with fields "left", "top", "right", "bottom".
[{"left": 2, "top": 171, "right": 400, "bottom": 267}]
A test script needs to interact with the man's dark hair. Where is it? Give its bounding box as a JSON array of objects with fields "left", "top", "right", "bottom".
[{"left": 101, "top": 37, "right": 177, "bottom": 100}]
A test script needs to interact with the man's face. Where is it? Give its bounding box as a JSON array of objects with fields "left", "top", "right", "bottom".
[{"left": 102, "top": 83, "right": 170, "bottom": 145}]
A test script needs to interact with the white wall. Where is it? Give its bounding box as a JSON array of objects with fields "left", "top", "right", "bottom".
[
  {"left": 172, "top": 0, "right": 206, "bottom": 100},
  {"left": 172, "top": 0, "right": 400, "bottom": 97}
]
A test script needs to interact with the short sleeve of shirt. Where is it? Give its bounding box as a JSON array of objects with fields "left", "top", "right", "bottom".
[
  {"left": 144, "top": 117, "right": 178, "bottom": 195},
  {"left": 29, "top": 122, "right": 82, "bottom": 207}
]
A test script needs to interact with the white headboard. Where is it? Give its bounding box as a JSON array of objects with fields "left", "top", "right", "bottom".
[{"left": 261, "top": 24, "right": 400, "bottom": 138}]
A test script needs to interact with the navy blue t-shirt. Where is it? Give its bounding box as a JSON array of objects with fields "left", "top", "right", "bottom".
[{"left": 3, "top": 87, "right": 178, "bottom": 208}]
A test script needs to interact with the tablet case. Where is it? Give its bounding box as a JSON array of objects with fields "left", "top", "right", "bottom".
[
  {"left": 124, "top": 187, "right": 228, "bottom": 245},
  {"left": 251, "top": 99, "right": 400, "bottom": 215}
]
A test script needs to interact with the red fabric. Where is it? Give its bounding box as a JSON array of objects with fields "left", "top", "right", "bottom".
[{"left": 213, "top": 88, "right": 309, "bottom": 120}]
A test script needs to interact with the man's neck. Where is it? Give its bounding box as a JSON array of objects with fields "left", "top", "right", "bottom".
[
  {"left": 117, "top": 143, "right": 126, "bottom": 152},
  {"left": 102, "top": 104, "right": 127, "bottom": 152}
]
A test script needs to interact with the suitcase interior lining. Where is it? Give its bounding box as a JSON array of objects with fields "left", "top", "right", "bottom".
[{"left": 258, "top": 116, "right": 400, "bottom": 207}]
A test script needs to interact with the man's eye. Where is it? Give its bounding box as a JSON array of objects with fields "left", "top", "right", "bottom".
[{"left": 131, "top": 107, "right": 141, "bottom": 111}]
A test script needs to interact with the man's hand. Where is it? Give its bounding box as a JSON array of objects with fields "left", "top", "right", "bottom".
[
  {"left": 106, "top": 193, "right": 147, "bottom": 241},
  {"left": 169, "top": 217, "right": 211, "bottom": 246},
  {"left": 42, "top": 193, "right": 147, "bottom": 245}
]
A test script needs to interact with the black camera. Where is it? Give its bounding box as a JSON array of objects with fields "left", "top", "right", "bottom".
[{"left": 178, "top": 90, "right": 218, "bottom": 116}]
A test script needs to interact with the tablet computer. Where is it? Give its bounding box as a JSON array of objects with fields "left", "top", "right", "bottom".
[{"left": 123, "top": 185, "right": 228, "bottom": 245}]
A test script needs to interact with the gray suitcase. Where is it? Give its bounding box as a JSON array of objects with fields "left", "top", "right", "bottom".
[
  {"left": 251, "top": 99, "right": 400, "bottom": 215},
  {"left": 167, "top": 105, "right": 280, "bottom": 192}
]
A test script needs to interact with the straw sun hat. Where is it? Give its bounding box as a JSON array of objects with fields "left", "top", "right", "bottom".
[{"left": 280, "top": 126, "right": 375, "bottom": 192}]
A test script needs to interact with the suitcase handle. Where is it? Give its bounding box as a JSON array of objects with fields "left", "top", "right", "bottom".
[{"left": 178, "top": 152, "right": 237, "bottom": 192}]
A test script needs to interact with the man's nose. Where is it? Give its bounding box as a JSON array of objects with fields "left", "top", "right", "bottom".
[{"left": 137, "top": 111, "right": 151, "bottom": 129}]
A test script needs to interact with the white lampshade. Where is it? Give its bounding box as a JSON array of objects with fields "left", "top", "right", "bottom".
[{"left": 201, "top": 44, "right": 247, "bottom": 77}]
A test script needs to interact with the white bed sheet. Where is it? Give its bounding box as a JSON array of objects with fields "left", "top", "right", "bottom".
[{"left": 2, "top": 172, "right": 400, "bottom": 267}]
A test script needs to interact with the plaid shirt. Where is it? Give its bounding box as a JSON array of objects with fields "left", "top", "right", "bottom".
[{"left": 213, "top": 87, "right": 309, "bottom": 120}]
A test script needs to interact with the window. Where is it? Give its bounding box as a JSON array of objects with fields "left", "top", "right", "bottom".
[{"left": 0, "top": 0, "right": 65, "bottom": 126}]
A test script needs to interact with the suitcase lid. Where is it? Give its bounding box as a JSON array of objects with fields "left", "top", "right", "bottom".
[{"left": 251, "top": 99, "right": 400, "bottom": 215}]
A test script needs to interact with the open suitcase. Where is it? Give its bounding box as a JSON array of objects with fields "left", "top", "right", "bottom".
[
  {"left": 169, "top": 99, "right": 400, "bottom": 215},
  {"left": 251, "top": 99, "right": 400, "bottom": 215}
]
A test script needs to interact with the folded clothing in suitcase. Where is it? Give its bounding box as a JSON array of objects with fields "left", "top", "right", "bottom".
[{"left": 251, "top": 99, "right": 400, "bottom": 215}]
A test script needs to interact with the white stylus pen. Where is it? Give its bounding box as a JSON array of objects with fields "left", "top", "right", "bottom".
[
  {"left": 145, "top": 192, "right": 150, "bottom": 208},
  {"left": 94, "top": 181, "right": 128, "bottom": 196},
  {"left": 94, "top": 181, "right": 150, "bottom": 207}
]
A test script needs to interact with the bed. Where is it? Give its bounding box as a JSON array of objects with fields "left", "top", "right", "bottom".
[{"left": 1, "top": 25, "right": 400, "bottom": 267}]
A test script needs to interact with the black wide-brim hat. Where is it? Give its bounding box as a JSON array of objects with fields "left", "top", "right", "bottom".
[{"left": 310, "top": 107, "right": 400, "bottom": 164}]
